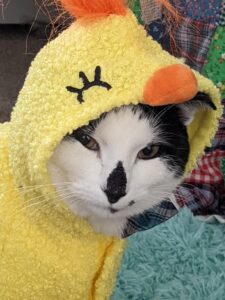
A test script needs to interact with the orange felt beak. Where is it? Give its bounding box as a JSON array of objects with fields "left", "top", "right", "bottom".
[{"left": 143, "top": 64, "right": 198, "bottom": 106}]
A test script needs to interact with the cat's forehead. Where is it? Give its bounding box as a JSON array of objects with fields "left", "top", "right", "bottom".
[{"left": 92, "top": 106, "right": 158, "bottom": 145}]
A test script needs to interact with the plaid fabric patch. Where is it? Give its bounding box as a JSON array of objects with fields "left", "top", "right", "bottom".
[
  {"left": 140, "top": 0, "right": 162, "bottom": 24},
  {"left": 165, "top": 18, "right": 216, "bottom": 71},
  {"left": 124, "top": 200, "right": 177, "bottom": 237},
  {"left": 185, "top": 150, "right": 225, "bottom": 185},
  {"left": 174, "top": 183, "right": 225, "bottom": 216},
  {"left": 174, "top": 99, "right": 225, "bottom": 218},
  {"left": 146, "top": 17, "right": 216, "bottom": 71}
]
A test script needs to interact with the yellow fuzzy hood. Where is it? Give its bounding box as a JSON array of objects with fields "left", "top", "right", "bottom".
[
  {"left": 0, "top": 4, "right": 222, "bottom": 300},
  {"left": 9, "top": 11, "right": 221, "bottom": 189}
]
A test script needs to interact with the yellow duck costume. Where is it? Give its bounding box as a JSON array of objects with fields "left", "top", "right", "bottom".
[{"left": 0, "top": 0, "right": 222, "bottom": 299}]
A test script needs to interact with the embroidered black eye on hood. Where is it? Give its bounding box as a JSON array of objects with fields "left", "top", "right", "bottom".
[{"left": 66, "top": 66, "right": 112, "bottom": 103}]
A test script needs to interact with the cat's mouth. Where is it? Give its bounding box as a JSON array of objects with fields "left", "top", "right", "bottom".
[
  {"left": 90, "top": 204, "right": 121, "bottom": 215},
  {"left": 86, "top": 200, "right": 135, "bottom": 217},
  {"left": 109, "top": 200, "right": 135, "bottom": 214},
  {"left": 109, "top": 207, "right": 118, "bottom": 214}
]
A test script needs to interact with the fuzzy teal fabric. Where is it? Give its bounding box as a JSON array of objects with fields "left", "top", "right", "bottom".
[{"left": 111, "top": 208, "right": 225, "bottom": 300}]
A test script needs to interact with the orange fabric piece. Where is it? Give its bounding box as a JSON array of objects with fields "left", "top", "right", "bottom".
[
  {"left": 155, "top": 0, "right": 180, "bottom": 21},
  {"left": 58, "top": 0, "right": 127, "bottom": 19},
  {"left": 143, "top": 64, "right": 198, "bottom": 106}
]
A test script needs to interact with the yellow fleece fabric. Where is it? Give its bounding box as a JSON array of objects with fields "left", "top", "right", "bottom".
[
  {"left": 0, "top": 8, "right": 222, "bottom": 300},
  {"left": 0, "top": 125, "right": 125, "bottom": 300}
]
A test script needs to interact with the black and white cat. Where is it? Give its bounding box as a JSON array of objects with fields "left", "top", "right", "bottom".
[{"left": 48, "top": 93, "right": 215, "bottom": 236}]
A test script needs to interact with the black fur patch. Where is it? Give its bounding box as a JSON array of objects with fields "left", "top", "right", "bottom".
[
  {"left": 105, "top": 161, "right": 127, "bottom": 204},
  {"left": 190, "top": 92, "right": 216, "bottom": 110},
  {"left": 136, "top": 103, "right": 190, "bottom": 177}
]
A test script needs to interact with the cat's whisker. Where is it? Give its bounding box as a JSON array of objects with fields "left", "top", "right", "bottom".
[
  {"left": 18, "top": 182, "right": 73, "bottom": 193},
  {"left": 6, "top": 198, "right": 50, "bottom": 222},
  {"left": 16, "top": 202, "right": 54, "bottom": 228},
  {"left": 176, "top": 147, "right": 190, "bottom": 150},
  {"left": 18, "top": 182, "right": 73, "bottom": 189},
  {"left": 62, "top": 188, "right": 99, "bottom": 203},
  {"left": 60, "top": 194, "right": 87, "bottom": 210},
  {"left": 20, "top": 186, "right": 71, "bottom": 204},
  {"left": 180, "top": 182, "right": 199, "bottom": 189},
  {"left": 152, "top": 105, "right": 176, "bottom": 127},
  {"left": 6, "top": 188, "right": 71, "bottom": 221},
  {"left": 58, "top": 192, "right": 79, "bottom": 202},
  {"left": 25, "top": 201, "right": 53, "bottom": 218}
]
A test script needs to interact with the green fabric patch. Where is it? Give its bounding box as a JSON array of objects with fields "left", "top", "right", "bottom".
[
  {"left": 203, "top": 26, "right": 225, "bottom": 98},
  {"left": 221, "top": 158, "right": 225, "bottom": 180},
  {"left": 128, "top": 0, "right": 143, "bottom": 24}
]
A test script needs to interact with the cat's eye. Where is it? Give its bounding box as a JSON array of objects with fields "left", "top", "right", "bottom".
[
  {"left": 75, "top": 133, "right": 99, "bottom": 151},
  {"left": 137, "top": 145, "right": 160, "bottom": 160}
]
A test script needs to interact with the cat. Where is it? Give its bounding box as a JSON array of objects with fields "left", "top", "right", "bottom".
[{"left": 47, "top": 93, "right": 215, "bottom": 237}]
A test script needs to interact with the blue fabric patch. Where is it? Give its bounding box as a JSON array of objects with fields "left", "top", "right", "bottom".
[
  {"left": 170, "top": 0, "right": 223, "bottom": 24},
  {"left": 146, "top": 19, "right": 170, "bottom": 49}
]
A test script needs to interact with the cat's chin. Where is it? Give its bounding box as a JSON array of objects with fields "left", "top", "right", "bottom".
[
  {"left": 63, "top": 201, "right": 129, "bottom": 236},
  {"left": 87, "top": 213, "right": 128, "bottom": 237}
]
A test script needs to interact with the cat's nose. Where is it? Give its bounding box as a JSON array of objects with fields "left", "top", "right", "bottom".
[
  {"left": 104, "top": 161, "right": 127, "bottom": 204},
  {"left": 104, "top": 189, "right": 126, "bottom": 204}
]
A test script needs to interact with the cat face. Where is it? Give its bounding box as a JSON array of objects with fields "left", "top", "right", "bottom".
[{"left": 47, "top": 94, "right": 215, "bottom": 236}]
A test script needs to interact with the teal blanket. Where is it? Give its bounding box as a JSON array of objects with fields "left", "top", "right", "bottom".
[{"left": 112, "top": 208, "right": 225, "bottom": 300}]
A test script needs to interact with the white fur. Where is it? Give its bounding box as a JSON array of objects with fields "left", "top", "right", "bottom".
[{"left": 47, "top": 107, "right": 182, "bottom": 237}]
